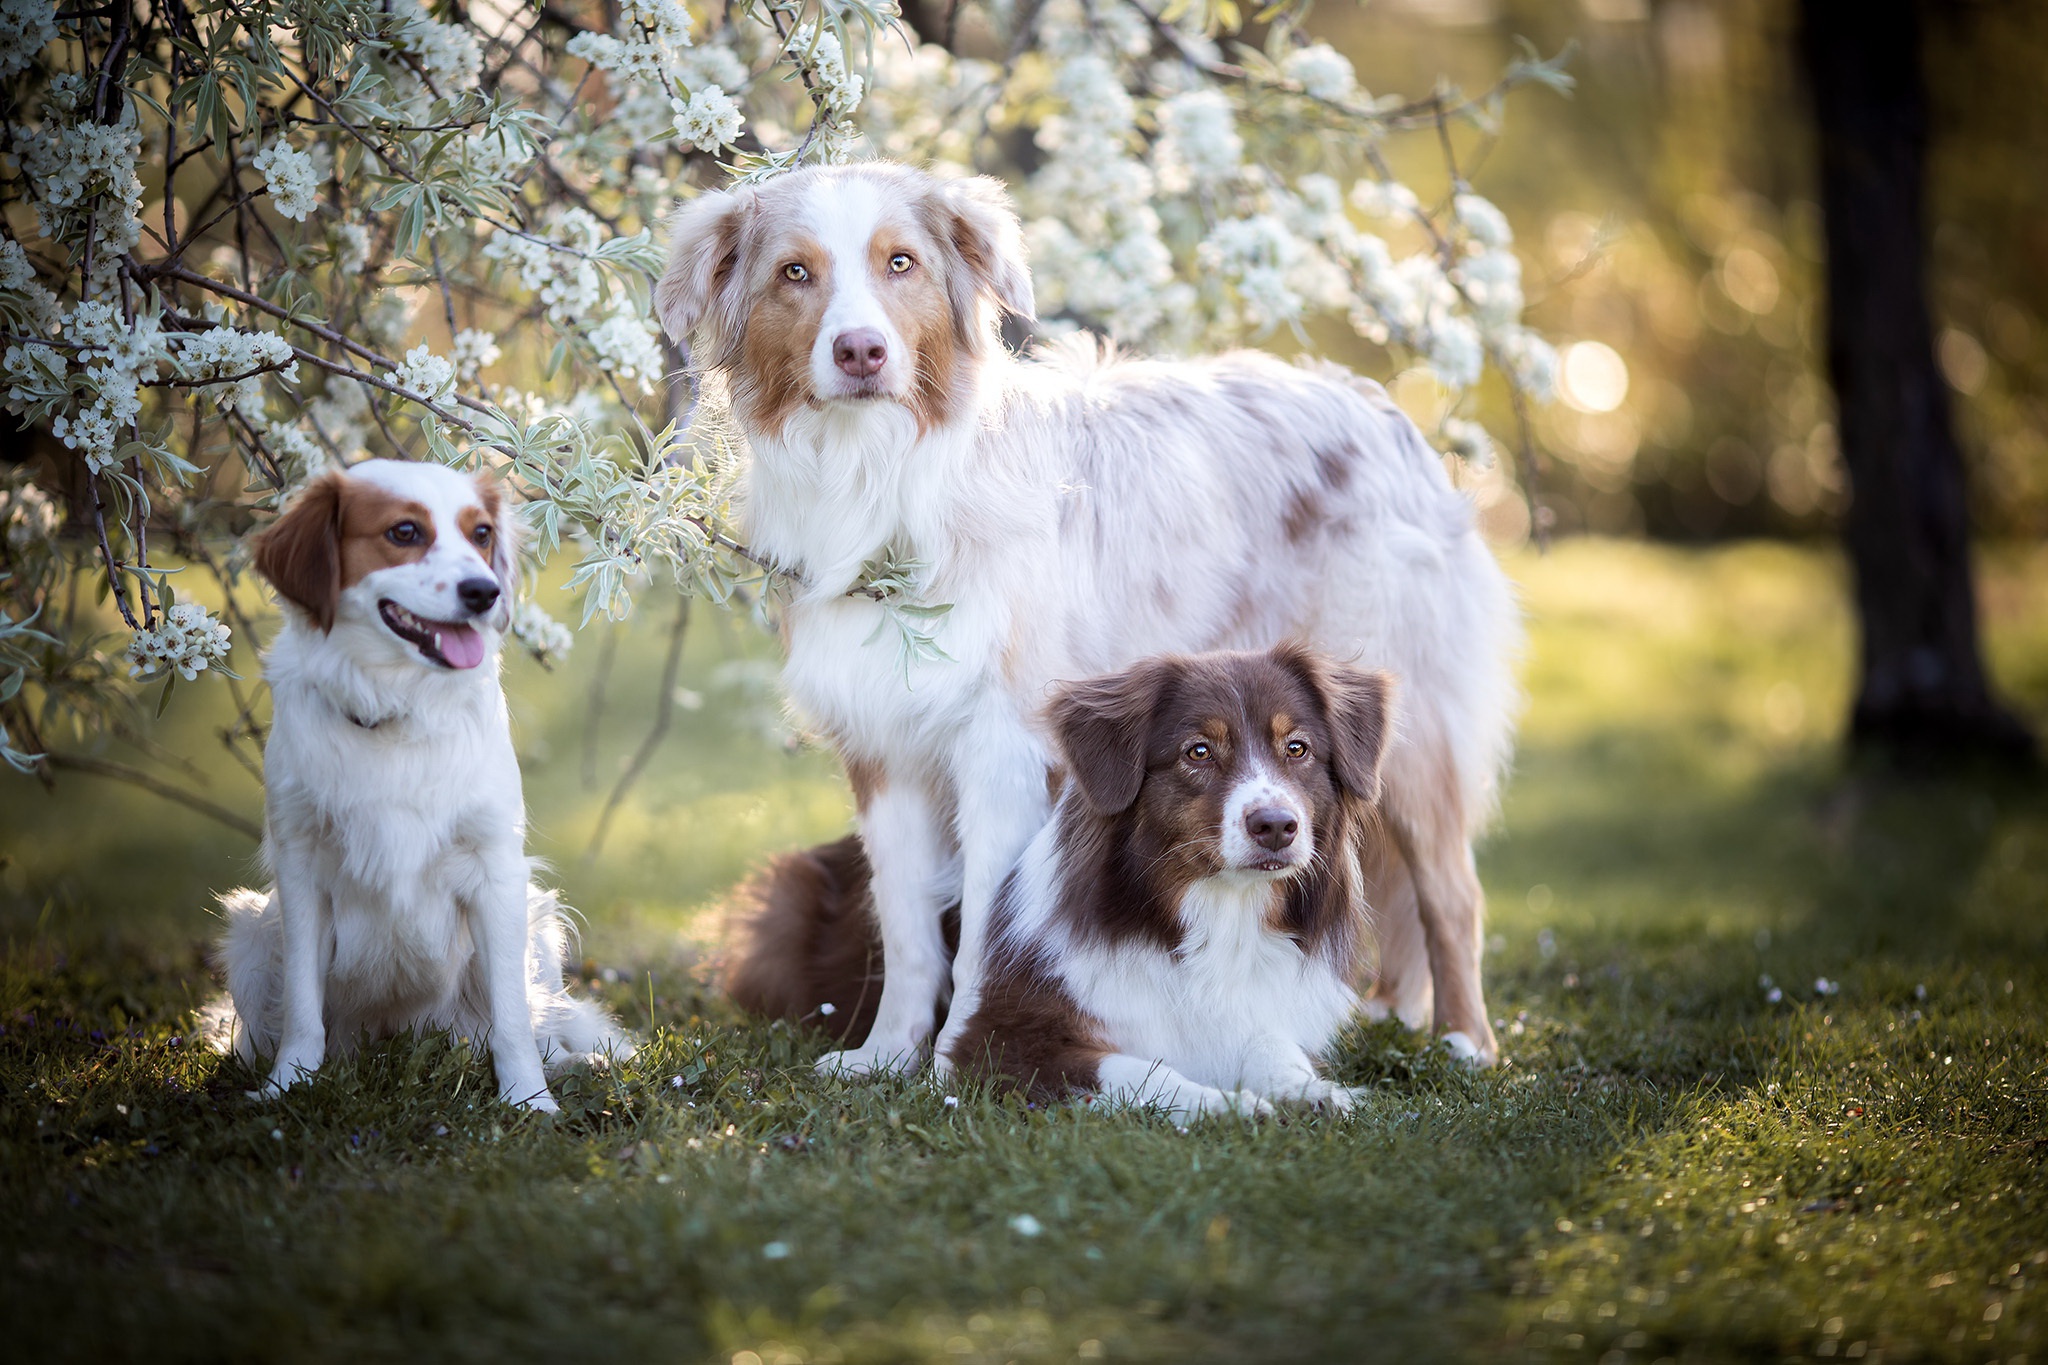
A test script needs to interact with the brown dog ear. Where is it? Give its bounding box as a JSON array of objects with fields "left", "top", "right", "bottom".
[
  {"left": 474, "top": 471, "right": 518, "bottom": 628},
  {"left": 656, "top": 187, "right": 757, "bottom": 365},
  {"left": 925, "top": 175, "right": 1035, "bottom": 348},
  {"left": 1282, "top": 645, "right": 1394, "bottom": 803},
  {"left": 252, "top": 472, "right": 344, "bottom": 632},
  {"left": 1048, "top": 657, "right": 1174, "bottom": 816}
]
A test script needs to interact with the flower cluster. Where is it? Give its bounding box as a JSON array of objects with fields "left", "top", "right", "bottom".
[
  {"left": 386, "top": 344, "right": 456, "bottom": 404},
  {"left": 511, "top": 600, "right": 574, "bottom": 664},
  {"left": 586, "top": 313, "right": 667, "bottom": 388},
  {"left": 388, "top": 0, "right": 483, "bottom": 96},
  {"left": 788, "top": 25, "right": 865, "bottom": 117},
  {"left": 0, "top": 0, "right": 55, "bottom": 81},
  {"left": 451, "top": 329, "right": 501, "bottom": 384},
  {"left": 672, "top": 86, "right": 743, "bottom": 153},
  {"left": 176, "top": 327, "right": 299, "bottom": 413},
  {"left": 125, "top": 603, "right": 233, "bottom": 681},
  {"left": 1283, "top": 43, "right": 1358, "bottom": 101},
  {"left": 27, "top": 302, "right": 168, "bottom": 474},
  {"left": 251, "top": 140, "right": 322, "bottom": 222}
]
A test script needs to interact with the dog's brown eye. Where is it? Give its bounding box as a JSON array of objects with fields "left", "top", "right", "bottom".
[
  {"left": 888, "top": 253, "right": 914, "bottom": 274},
  {"left": 1285, "top": 739, "right": 1310, "bottom": 759},
  {"left": 783, "top": 263, "right": 809, "bottom": 282},
  {"left": 387, "top": 521, "right": 421, "bottom": 545},
  {"left": 1185, "top": 742, "right": 1213, "bottom": 763},
  {"left": 471, "top": 524, "right": 492, "bottom": 547}
]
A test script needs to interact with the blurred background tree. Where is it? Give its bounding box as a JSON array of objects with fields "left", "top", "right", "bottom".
[{"left": 1290, "top": 0, "right": 2043, "bottom": 764}]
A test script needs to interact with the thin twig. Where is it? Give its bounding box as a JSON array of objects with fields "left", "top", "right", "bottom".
[
  {"left": 42, "top": 751, "right": 262, "bottom": 841},
  {"left": 584, "top": 592, "right": 690, "bottom": 860}
]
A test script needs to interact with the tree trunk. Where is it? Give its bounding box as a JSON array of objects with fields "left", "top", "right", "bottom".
[{"left": 1797, "top": 0, "right": 2035, "bottom": 766}]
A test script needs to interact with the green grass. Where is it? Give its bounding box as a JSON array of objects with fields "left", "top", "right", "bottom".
[{"left": 4, "top": 539, "right": 2046, "bottom": 1363}]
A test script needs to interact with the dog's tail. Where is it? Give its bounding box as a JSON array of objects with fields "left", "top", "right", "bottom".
[{"left": 724, "top": 835, "right": 888, "bottom": 1045}]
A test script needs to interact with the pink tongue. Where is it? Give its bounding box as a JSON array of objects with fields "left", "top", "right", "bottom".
[{"left": 436, "top": 624, "right": 486, "bottom": 669}]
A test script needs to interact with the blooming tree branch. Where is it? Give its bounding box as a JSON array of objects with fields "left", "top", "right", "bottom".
[{"left": 0, "top": 0, "right": 1563, "bottom": 792}]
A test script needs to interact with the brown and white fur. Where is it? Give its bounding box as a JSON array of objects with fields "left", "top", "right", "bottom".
[
  {"left": 738, "top": 647, "right": 1392, "bottom": 1118},
  {"left": 659, "top": 162, "right": 1520, "bottom": 1073},
  {"left": 212, "top": 459, "right": 626, "bottom": 1111}
]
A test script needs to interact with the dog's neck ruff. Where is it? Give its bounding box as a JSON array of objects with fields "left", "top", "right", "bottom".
[{"left": 740, "top": 368, "right": 1007, "bottom": 600}]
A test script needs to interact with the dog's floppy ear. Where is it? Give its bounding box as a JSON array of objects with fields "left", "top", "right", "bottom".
[
  {"left": 1048, "top": 657, "right": 1174, "bottom": 816},
  {"left": 474, "top": 471, "right": 518, "bottom": 630},
  {"left": 1284, "top": 645, "right": 1395, "bottom": 803},
  {"left": 927, "top": 175, "right": 1035, "bottom": 347},
  {"left": 252, "top": 471, "right": 345, "bottom": 632},
  {"left": 656, "top": 186, "right": 756, "bottom": 364}
]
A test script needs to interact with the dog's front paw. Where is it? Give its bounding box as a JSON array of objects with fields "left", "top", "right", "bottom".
[
  {"left": 1214, "top": 1090, "right": 1277, "bottom": 1121},
  {"left": 814, "top": 1044, "right": 921, "bottom": 1079},
  {"left": 520, "top": 1089, "right": 561, "bottom": 1114},
  {"left": 1439, "top": 1031, "right": 1497, "bottom": 1067}
]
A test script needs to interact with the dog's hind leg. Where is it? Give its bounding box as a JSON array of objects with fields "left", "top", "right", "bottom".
[
  {"left": 1380, "top": 727, "right": 1498, "bottom": 1066},
  {"left": 816, "top": 782, "right": 957, "bottom": 1078},
  {"left": 1357, "top": 834, "right": 1433, "bottom": 1031},
  {"left": 524, "top": 884, "right": 633, "bottom": 1068}
]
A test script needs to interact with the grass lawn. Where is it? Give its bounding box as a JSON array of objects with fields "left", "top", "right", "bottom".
[{"left": 3, "top": 539, "right": 2045, "bottom": 1363}]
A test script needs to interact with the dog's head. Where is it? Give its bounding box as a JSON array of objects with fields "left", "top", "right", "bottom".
[
  {"left": 654, "top": 163, "right": 1034, "bottom": 436},
  {"left": 252, "top": 459, "right": 516, "bottom": 672},
  {"left": 1049, "top": 644, "right": 1393, "bottom": 887}
]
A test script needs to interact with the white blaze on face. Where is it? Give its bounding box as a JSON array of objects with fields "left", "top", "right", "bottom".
[
  {"left": 803, "top": 176, "right": 911, "bottom": 402},
  {"left": 1217, "top": 759, "right": 1313, "bottom": 873}
]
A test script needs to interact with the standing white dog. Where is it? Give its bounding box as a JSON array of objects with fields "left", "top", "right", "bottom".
[
  {"left": 657, "top": 162, "right": 1521, "bottom": 1073},
  {"left": 214, "top": 459, "right": 625, "bottom": 1112}
]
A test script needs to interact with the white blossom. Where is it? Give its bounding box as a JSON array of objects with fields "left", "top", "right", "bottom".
[
  {"left": 1426, "top": 315, "right": 1484, "bottom": 389},
  {"left": 672, "top": 86, "right": 743, "bottom": 152},
  {"left": 586, "top": 310, "right": 666, "bottom": 387},
  {"left": 1439, "top": 417, "right": 1495, "bottom": 468},
  {"left": 1156, "top": 90, "right": 1241, "bottom": 189},
  {"left": 1495, "top": 329, "right": 1559, "bottom": 402},
  {"left": 176, "top": 327, "right": 299, "bottom": 412},
  {"left": 511, "top": 600, "right": 574, "bottom": 662},
  {"left": 389, "top": 0, "right": 482, "bottom": 92},
  {"left": 0, "top": 476, "right": 59, "bottom": 552},
  {"left": 386, "top": 343, "right": 455, "bottom": 403},
  {"left": 451, "top": 329, "right": 501, "bottom": 383},
  {"left": 1283, "top": 43, "right": 1357, "bottom": 101},
  {"left": 251, "top": 140, "right": 321, "bottom": 221},
  {"left": 0, "top": 0, "right": 55, "bottom": 82},
  {"left": 126, "top": 603, "right": 232, "bottom": 681},
  {"left": 788, "top": 25, "right": 865, "bottom": 117},
  {"left": 1454, "top": 193, "right": 1514, "bottom": 250},
  {"left": 332, "top": 223, "right": 371, "bottom": 274},
  {"left": 1351, "top": 179, "right": 1420, "bottom": 221}
]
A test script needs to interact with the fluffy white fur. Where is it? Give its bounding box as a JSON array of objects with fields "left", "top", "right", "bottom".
[
  {"left": 214, "top": 459, "right": 625, "bottom": 1111},
  {"left": 1008, "top": 797, "right": 1362, "bottom": 1123},
  {"left": 659, "top": 163, "right": 1521, "bottom": 1073}
]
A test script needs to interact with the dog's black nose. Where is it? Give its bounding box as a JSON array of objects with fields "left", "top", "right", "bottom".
[
  {"left": 457, "top": 577, "right": 501, "bottom": 615},
  {"left": 833, "top": 328, "right": 888, "bottom": 379},
  {"left": 1246, "top": 807, "right": 1298, "bottom": 852}
]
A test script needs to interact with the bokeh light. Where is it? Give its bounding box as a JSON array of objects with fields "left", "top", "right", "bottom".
[{"left": 1561, "top": 341, "right": 1631, "bottom": 414}]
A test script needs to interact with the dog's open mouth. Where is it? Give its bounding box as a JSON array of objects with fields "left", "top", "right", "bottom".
[{"left": 378, "top": 600, "right": 486, "bottom": 670}]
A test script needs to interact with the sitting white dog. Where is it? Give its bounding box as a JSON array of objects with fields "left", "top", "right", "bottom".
[{"left": 213, "top": 458, "right": 625, "bottom": 1111}]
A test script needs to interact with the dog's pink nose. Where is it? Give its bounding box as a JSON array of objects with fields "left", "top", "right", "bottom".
[
  {"left": 833, "top": 328, "right": 887, "bottom": 379},
  {"left": 1246, "top": 807, "right": 1298, "bottom": 852}
]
